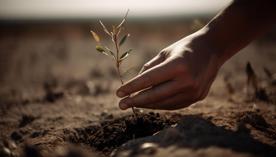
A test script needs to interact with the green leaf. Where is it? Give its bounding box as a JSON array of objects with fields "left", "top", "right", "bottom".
[
  {"left": 119, "top": 34, "right": 129, "bottom": 46},
  {"left": 96, "top": 45, "right": 109, "bottom": 56},
  {"left": 96, "top": 45, "right": 104, "bottom": 52},
  {"left": 90, "top": 30, "right": 100, "bottom": 43},
  {"left": 120, "top": 49, "right": 132, "bottom": 60}
]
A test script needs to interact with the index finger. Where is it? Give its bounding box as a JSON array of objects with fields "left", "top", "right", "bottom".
[{"left": 116, "top": 60, "right": 176, "bottom": 97}]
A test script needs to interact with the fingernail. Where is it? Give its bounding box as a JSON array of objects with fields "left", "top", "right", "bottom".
[
  {"left": 117, "top": 91, "right": 125, "bottom": 97},
  {"left": 119, "top": 102, "right": 128, "bottom": 110}
]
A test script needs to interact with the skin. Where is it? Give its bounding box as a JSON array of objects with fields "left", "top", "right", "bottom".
[{"left": 116, "top": 0, "right": 276, "bottom": 110}]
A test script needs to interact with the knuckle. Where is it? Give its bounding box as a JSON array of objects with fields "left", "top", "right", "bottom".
[
  {"left": 159, "top": 49, "right": 167, "bottom": 56},
  {"left": 159, "top": 49, "right": 169, "bottom": 59},
  {"left": 143, "top": 63, "right": 150, "bottom": 69}
]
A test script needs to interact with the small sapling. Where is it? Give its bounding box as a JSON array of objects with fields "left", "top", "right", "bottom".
[{"left": 90, "top": 10, "right": 137, "bottom": 117}]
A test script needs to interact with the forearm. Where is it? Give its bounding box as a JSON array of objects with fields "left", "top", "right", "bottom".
[{"left": 197, "top": 0, "right": 276, "bottom": 66}]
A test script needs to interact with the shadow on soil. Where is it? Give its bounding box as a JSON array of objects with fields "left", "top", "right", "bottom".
[{"left": 117, "top": 114, "right": 276, "bottom": 157}]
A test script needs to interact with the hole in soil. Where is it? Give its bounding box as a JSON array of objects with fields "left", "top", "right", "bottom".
[{"left": 66, "top": 112, "right": 181, "bottom": 155}]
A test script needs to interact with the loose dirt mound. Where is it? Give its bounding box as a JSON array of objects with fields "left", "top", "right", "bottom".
[{"left": 66, "top": 112, "right": 181, "bottom": 155}]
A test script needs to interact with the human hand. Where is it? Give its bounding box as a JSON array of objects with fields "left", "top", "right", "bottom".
[{"left": 116, "top": 31, "right": 221, "bottom": 110}]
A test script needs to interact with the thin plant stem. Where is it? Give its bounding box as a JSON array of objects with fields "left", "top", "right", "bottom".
[{"left": 114, "top": 34, "right": 137, "bottom": 118}]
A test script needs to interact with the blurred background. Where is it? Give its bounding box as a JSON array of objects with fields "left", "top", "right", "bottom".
[
  {"left": 0, "top": 0, "right": 230, "bottom": 19},
  {"left": 0, "top": 0, "right": 275, "bottom": 104}
]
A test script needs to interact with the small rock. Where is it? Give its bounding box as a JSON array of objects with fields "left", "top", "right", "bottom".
[
  {"left": 140, "top": 142, "right": 158, "bottom": 155},
  {"left": 3, "top": 139, "right": 17, "bottom": 149},
  {"left": 0, "top": 147, "right": 11, "bottom": 157},
  {"left": 9, "top": 141, "right": 17, "bottom": 149},
  {"left": 252, "top": 104, "right": 260, "bottom": 112}
]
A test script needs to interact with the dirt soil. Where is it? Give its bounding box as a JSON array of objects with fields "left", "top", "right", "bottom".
[{"left": 0, "top": 22, "right": 276, "bottom": 157}]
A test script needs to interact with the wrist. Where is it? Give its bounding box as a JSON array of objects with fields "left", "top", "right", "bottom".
[{"left": 186, "top": 28, "right": 225, "bottom": 70}]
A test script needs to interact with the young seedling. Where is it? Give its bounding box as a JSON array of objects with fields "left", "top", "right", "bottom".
[{"left": 90, "top": 10, "right": 137, "bottom": 117}]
